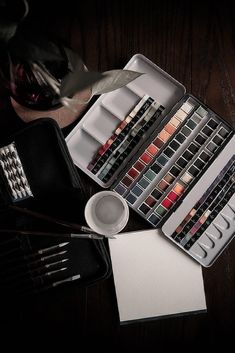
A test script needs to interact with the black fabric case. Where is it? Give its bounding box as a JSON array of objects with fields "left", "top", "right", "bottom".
[{"left": 0, "top": 118, "right": 111, "bottom": 295}]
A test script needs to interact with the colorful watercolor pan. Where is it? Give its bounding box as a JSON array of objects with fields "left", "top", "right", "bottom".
[
  {"left": 66, "top": 54, "right": 235, "bottom": 267},
  {"left": 162, "top": 138, "right": 235, "bottom": 266},
  {"left": 66, "top": 55, "right": 185, "bottom": 187}
]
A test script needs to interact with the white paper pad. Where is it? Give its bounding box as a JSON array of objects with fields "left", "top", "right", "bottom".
[{"left": 109, "top": 229, "right": 207, "bottom": 323}]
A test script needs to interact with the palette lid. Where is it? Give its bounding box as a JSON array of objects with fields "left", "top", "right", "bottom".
[
  {"left": 124, "top": 54, "right": 186, "bottom": 114},
  {"left": 66, "top": 54, "right": 186, "bottom": 189}
]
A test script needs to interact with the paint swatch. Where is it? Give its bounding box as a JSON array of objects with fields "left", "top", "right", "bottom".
[
  {"left": 87, "top": 95, "right": 165, "bottom": 184},
  {"left": 172, "top": 156, "right": 235, "bottom": 249},
  {"left": 113, "top": 96, "right": 232, "bottom": 230}
]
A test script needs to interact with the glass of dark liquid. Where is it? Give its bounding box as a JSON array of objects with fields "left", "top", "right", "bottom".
[
  {"left": 3, "top": 47, "right": 68, "bottom": 111},
  {"left": 0, "top": 40, "right": 91, "bottom": 128}
]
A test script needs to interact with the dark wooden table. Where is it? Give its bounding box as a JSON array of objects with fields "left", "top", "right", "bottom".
[{"left": 0, "top": 0, "right": 235, "bottom": 349}]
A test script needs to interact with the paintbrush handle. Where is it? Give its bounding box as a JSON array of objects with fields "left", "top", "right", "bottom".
[
  {"left": 9, "top": 205, "right": 115, "bottom": 239},
  {"left": 9, "top": 205, "right": 95, "bottom": 234},
  {"left": 0, "top": 229, "right": 104, "bottom": 240}
]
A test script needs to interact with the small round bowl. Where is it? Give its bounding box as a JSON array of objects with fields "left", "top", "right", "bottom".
[{"left": 84, "top": 191, "right": 129, "bottom": 236}]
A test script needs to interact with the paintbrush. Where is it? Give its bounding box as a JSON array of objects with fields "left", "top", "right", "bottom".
[
  {"left": 0, "top": 229, "right": 104, "bottom": 240},
  {"left": 0, "top": 257, "right": 69, "bottom": 280},
  {"left": 9, "top": 205, "right": 115, "bottom": 239},
  {"left": 19, "top": 274, "right": 81, "bottom": 296},
  {"left": 0, "top": 242, "right": 69, "bottom": 268},
  {"left": 0, "top": 235, "right": 30, "bottom": 259},
  {"left": 0, "top": 235, "right": 18, "bottom": 246},
  {"left": 3, "top": 266, "right": 68, "bottom": 290},
  {"left": 1, "top": 259, "right": 69, "bottom": 284}
]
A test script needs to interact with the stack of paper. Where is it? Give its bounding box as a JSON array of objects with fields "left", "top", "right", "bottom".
[{"left": 109, "top": 229, "right": 207, "bottom": 323}]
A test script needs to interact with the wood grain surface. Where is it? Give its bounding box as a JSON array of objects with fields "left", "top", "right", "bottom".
[{"left": 0, "top": 0, "right": 234, "bottom": 350}]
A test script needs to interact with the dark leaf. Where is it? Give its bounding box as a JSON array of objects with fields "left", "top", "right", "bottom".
[
  {"left": 0, "top": 0, "right": 29, "bottom": 42},
  {"left": 91, "top": 70, "right": 143, "bottom": 95},
  {"left": 7, "top": 33, "right": 64, "bottom": 62},
  {"left": 0, "top": 0, "right": 29, "bottom": 22},
  {"left": 63, "top": 47, "right": 84, "bottom": 72},
  {"left": 60, "top": 70, "right": 103, "bottom": 98},
  {"left": 0, "top": 22, "right": 17, "bottom": 42}
]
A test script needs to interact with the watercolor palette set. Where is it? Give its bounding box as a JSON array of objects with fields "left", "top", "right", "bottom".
[{"left": 66, "top": 54, "right": 235, "bottom": 266}]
